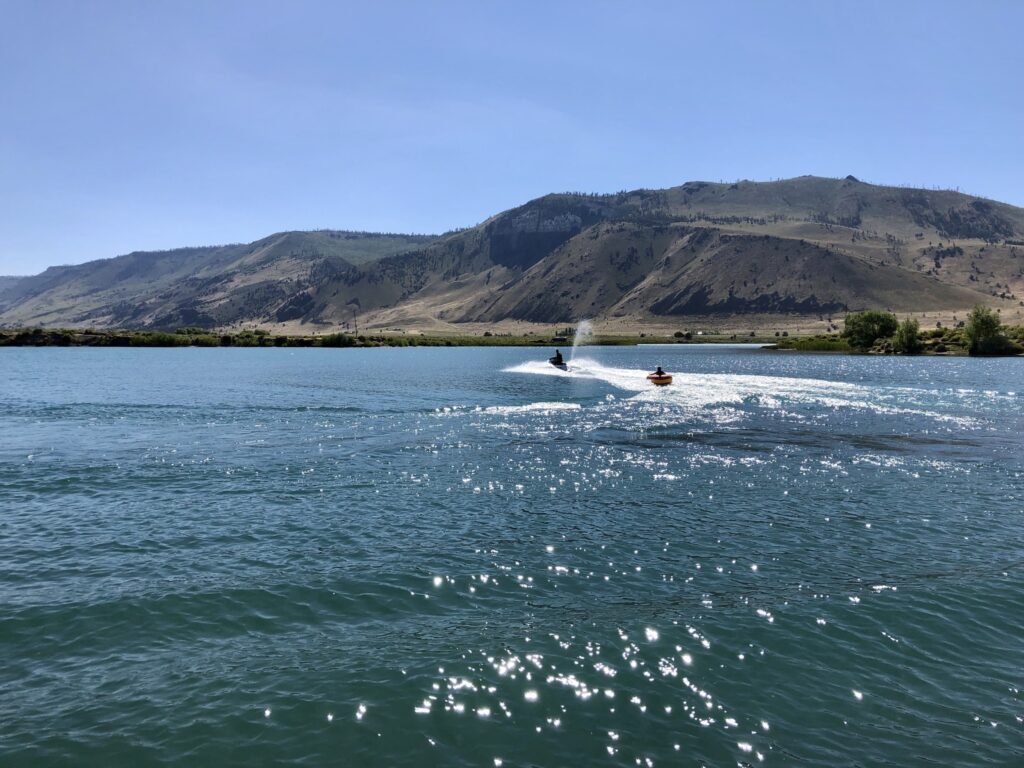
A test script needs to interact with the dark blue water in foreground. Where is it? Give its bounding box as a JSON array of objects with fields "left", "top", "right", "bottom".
[{"left": 1, "top": 345, "right": 1022, "bottom": 766}]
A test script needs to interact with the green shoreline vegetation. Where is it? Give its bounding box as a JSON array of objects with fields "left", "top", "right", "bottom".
[
  {"left": 1, "top": 307, "right": 1021, "bottom": 356},
  {"left": 773, "top": 306, "right": 1023, "bottom": 356},
  {"left": 0, "top": 327, "right": 652, "bottom": 349}
]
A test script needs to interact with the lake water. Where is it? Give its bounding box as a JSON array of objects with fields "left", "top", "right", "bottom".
[{"left": 1, "top": 345, "right": 1022, "bottom": 766}]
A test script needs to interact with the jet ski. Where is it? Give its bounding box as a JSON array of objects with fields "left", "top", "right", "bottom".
[{"left": 549, "top": 350, "right": 567, "bottom": 370}]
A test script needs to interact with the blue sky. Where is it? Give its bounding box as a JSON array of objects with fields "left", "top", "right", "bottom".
[{"left": 2, "top": 0, "right": 1022, "bottom": 274}]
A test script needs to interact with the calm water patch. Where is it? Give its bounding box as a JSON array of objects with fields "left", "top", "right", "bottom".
[{"left": 1, "top": 346, "right": 1022, "bottom": 765}]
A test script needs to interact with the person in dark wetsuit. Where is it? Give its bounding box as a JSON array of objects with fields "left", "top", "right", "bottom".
[
  {"left": 654, "top": 366, "right": 665, "bottom": 376},
  {"left": 551, "top": 349, "right": 564, "bottom": 366}
]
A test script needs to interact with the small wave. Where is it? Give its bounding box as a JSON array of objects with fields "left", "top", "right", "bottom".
[
  {"left": 436, "top": 401, "right": 582, "bottom": 416},
  {"left": 483, "top": 402, "right": 583, "bottom": 415}
]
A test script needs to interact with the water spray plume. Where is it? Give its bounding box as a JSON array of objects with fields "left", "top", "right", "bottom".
[{"left": 571, "top": 320, "right": 594, "bottom": 362}]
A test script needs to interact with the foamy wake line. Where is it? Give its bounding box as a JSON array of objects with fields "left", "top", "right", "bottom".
[
  {"left": 504, "top": 361, "right": 575, "bottom": 378},
  {"left": 504, "top": 359, "right": 649, "bottom": 391},
  {"left": 505, "top": 357, "right": 976, "bottom": 425}
]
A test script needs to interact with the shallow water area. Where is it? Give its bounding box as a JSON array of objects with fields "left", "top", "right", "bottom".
[{"left": 1, "top": 345, "right": 1022, "bottom": 766}]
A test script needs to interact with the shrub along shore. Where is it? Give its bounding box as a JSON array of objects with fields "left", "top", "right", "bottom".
[
  {"left": 773, "top": 306, "right": 1023, "bottom": 356},
  {"left": 1, "top": 307, "right": 1021, "bottom": 356}
]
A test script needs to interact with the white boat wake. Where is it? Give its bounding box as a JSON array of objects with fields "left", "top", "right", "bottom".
[{"left": 503, "top": 357, "right": 976, "bottom": 425}]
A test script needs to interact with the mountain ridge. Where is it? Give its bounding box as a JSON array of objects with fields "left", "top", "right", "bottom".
[{"left": 2, "top": 176, "right": 1023, "bottom": 331}]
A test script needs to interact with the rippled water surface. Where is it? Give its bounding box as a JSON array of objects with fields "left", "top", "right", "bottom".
[{"left": 1, "top": 346, "right": 1022, "bottom": 766}]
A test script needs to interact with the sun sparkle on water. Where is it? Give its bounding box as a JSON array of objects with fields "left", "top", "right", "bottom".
[{"left": 0, "top": 346, "right": 1021, "bottom": 765}]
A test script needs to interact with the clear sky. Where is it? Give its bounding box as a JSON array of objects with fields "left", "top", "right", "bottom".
[{"left": 2, "top": 0, "right": 1022, "bottom": 275}]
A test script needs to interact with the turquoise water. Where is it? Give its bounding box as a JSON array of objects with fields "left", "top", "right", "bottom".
[{"left": 1, "top": 346, "right": 1022, "bottom": 766}]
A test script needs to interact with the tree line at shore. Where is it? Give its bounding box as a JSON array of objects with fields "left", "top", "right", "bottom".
[
  {"left": 0, "top": 327, "right": 635, "bottom": 349},
  {"left": 1, "top": 306, "right": 1021, "bottom": 355}
]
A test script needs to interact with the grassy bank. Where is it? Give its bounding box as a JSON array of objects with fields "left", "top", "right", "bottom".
[{"left": 769, "top": 335, "right": 854, "bottom": 352}]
